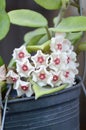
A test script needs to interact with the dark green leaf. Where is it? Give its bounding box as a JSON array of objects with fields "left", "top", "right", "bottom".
[
  {"left": 66, "top": 32, "right": 83, "bottom": 45},
  {"left": 0, "top": 56, "right": 4, "bottom": 66},
  {"left": 50, "top": 16, "right": 86, "bottom": 32},
  {"left": 34, "top": 0, "right": 62, "bottom": 10},
  {"left": 0, "top": 0, "right": 6, "bottom": 10},
  {"left": 8, "top": 9, "right": 48, "bottom": 27},
  {"left": 0, "top": 11, "right": 10, "bottom": 40},
  {"left": 78, "top": 42, "right": 86, "bottom": 51}
]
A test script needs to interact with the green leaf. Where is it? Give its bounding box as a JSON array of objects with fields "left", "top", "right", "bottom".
[
  {"left": 53, "top": 16, "right": 60, "bottom": 27},
  {"left": 0, "top": 56, "right": 4, "bottom": 66},
  {"left": 0, "top": 81, "right": 6, "bottom": 108},
  {"left": 8, "top": 58, "right": 16, "bottom": 68},
  {"left": 27, "top": 40, "right": 50, "bottom": 53},
  {"left": 66, "top": 32, "right": 83, "bottom": 45},
  {"left": 0, "top": 0, "right": 6, "bottom": 10},
  {"left": 0, "top": 11, "right": 10, "bottom": 40},
  {"left": 8, "top": 9, "right": 48, "bottom": 27},
  {"left": 34, "top": 0, "right": 62, "bottom": 10},
  {"left": 78, "top": 42, "right": 86, "bottom": 51},
  {"left": 50, "top": 16, "right": 86, "bottom": 32},
  {"left": 38, "top": 34, "right": 48, "bottom": 45},
  {"left": 26, "top": 35, "right": 44, "bottom": 45},
  {"left": 24, "top": 28, "right": 46, "bottom": 45},
  {"left": 30, "top": 80, "right": 68, "bottom": 99}
]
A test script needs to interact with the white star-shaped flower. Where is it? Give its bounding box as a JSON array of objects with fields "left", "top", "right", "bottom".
[
  {"left": 49, "top": 52, "right": 67, "bottom": 71},
  {"left": 49, "top": 70, "right": 62, "bottom": 87},
  {"left": 31, "top": 50, "right": 49, "bottom": 68},
  {"left": 12, "top": 45, "right": 30, "bottom": 62},
  {"left": 16, "top": 59, "right": 34, "bottom": 77},
  {"left": 13, "top": 79, "right": 33, "bottom": 97},
  {"left": 50, "top": 35, "right": 73, "bottom": 53},
  {"left": 6, "top": 70, "right": 20, "bottom": 84},
  {"left": 60, "top": 68, "right": 78, "bottom": 85},
  {"left": 62, "top": 39, "right": 73, "bottom": 52},
  {"left": 66, "top": 51, "right": 79, "bottom": 70},
  {"left": 32, "top": 67, "right": 52, "bottom": 87},
  {"left": 50, "top": 36, "right": 63, "bottom": 52}
]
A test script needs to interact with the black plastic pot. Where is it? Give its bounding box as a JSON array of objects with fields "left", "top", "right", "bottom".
[{"left": 3, "top": 77, "right": 81, "bottom": 130}]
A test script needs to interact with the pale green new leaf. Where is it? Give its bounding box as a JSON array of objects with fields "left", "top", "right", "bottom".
[
  {"left": 24, "top": 28, "right": 46, "bottom": 45},
  {"left": 0, "top": 11, "right": 10, "bottom": 40},
  {"left": 51, "top": 16, "right": 86, "bottom": 32},
  {"left": 30, "top": 80, "right": 68, "bottom": 99},
  {"left": 66, "top": 32, "right": 83, "bottom": 45},
  {"left": 8, "top": 9, "right": 48, "bottom": 27},
  {"left": 0, "top": 0, "right": 6, "bottom": 10},
  {"left": 34, "top": 0, "right": 62, "bottom": 10}
]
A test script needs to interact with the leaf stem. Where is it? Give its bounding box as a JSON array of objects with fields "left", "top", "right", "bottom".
[
  {"left": 54, "top": 0, "right": 69, "bottom": 27},
  {"left": 45, "top": 26, "right": 51, "bottom": 40}
]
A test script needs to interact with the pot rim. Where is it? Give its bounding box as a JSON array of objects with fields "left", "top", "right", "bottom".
[{"left": 5, "top": 76, "right": 82, "bottom": 103}]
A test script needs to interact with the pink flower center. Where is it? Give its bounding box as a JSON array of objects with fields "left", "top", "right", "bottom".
[
  {"left": 53, "top": 75, "right": 59, "bottom": 82},
  {"left": 18, "top": 52, "right": 24, "bottom": 58},
  {"left": 64, "top": 71, "right": 69, "bottom": 78},
  {"left": 11, "top": 77, "right": 17, "bottom": 82},
  {"left": 39, "top": 73, "right": 46, "bottom": 80},
  {"left": 67, "top": 57, "right": 70, "bottom": 63},
  {"left": 57, "top": 43, "right": 62, "bottom": 50},
  {"left": 21, "top": 85, "right": 29, "bottom": 91},
  {"left": 37, "top": 56, "right": 44, "bottom": 63},
  {"left": 54, "top": 58, "right": 60, "bottom": 65},
  {"left": 22, "top": 64, "right": 28, "bottom": 71}
]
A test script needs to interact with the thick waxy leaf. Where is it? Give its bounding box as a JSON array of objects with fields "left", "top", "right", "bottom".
[
  {"left": 0, "top": 0, "right": 6, "bottom": 10},
  {"left": 30, "top": 80, "right": 68, "bottom": 99},
  {"left": 66, "top": 32, "right": 83, "bottom": 45},
  {"left": 78, "top": 42, "right": 86, "bottom": 51},
  {"left": 8, "top": 9, "right": 48, "bottom": 27},
  {"left": 27, "top": 40, "right": 50, "bottom": 53},
  {"left": 0, "top": 11, "right": 10, "bottom": 40},
  {"left": 24, "top": 28, "right": 46, "bottom": 45},
  {"left": 34, "top": 0, "right": 62, "bottom": 10},
  {"left": 0, "top": 56, "right": 4, "bottom": 66},
  {"left": 26, "top": 35, "right": 44, "bottom": 45},
  {"left": 51, "top": 16, "right": 86, "bottom": 32},
  {"left": 38, "top": 34, "right": 48, "bottom": 45}
]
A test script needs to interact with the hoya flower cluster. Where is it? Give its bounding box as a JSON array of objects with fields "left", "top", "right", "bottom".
[{"left": 6, "top": 33, "right": 79, "bottom": 97}]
